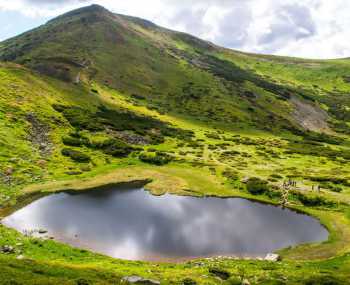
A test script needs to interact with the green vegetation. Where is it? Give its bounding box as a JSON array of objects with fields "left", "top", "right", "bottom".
[
  {"left": 61, "top": 148, "right": 91, "bottom": 163},
  {"left": 139, "top": 152, "right": 173, "bottom": 165},
  {"left": 0, "top": 4, "right": 350, "bottom": 284},
  {"left": 246, "top": 177, "right": 270, "bottom": 195}
]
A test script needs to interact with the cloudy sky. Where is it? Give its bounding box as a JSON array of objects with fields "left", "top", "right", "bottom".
[{"left": 0, "top": 0, "right": 349, "bottom": 59}]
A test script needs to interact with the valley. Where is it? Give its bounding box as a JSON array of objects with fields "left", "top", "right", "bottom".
[{"left": 0, "top": 4, "right": 350, "bottom": 285}]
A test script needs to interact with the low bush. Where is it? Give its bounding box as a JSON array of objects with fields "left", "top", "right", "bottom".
[
  {"left": 302, "top": 131, "right": 344, "bottom": 145},
  {"left": 62, "top": 134, "right": 89, "bottom": 147},
  {"left": 222, "top": 169, "right": 239, "bottom": 182},
  {"left": 182, "top": 278, "right": 197, "bottom": 285},
  {"left": 304, "top": 275, "right": 344, "bottom": 285},
  {"left": 139, "top": 152, "right": 173, "bottom": 165},
  {"left": 90, "top": 138, "right": 135, "bottom": 158},
  {"left": 246, "top": 177, "right": 270, "bottom": 195},
  {"left": 294, "top": 192, "right": 335, "bottom": 207},
  {"left": 61, "top": 148, "right": 91, "bottom": 163}
]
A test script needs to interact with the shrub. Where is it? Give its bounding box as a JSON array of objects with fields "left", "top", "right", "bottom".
[
  {"left": 62, "top": 135, "right": 89, "bottom": 147},
  {"left": 182, "top": 278, "right": 197, "bottom": 285},
  {"left": 61, "top": 148, "right": 91, "bottom": 163},
  {"left": 304, "top": 275, "right": 343, "bottom": 285},
  {"left": 302, "top": 131, "right": 344, "bottom": 145},
  {"left": 139, "top": 152, "right": 173, "bottom": 165},
  {"left": 270, "top": 174, "right": 283, "bottom": 179},
  {"left": 208, "top": 267, "right": 230, "bottom": 280},
  {"left": 246, "top": 177, "right": 269, "bottom": 195},
  {"left": 222, "top": 169, "right": 239, "bottom": 181},
  {"left": 91, "top": 138, "right": 135, "bottom": 158},
  {"left": 294, "top": 192, "right": 335, "bottom": 207},
  {"left": 226, "top": 277, "right": 242, "bottom": 285}
]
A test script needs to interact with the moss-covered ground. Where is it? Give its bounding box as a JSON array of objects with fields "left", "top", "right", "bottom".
[
  {"left": 0, "top": 5, "right": 350, "bottom": 283},
  {"left": 0, "top": 61, "right": 350, "bottom": 284}
]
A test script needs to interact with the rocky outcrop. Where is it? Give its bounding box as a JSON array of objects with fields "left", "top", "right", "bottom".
[
  {"left": 265, "top": 253, "right": 280, "bottom": 262},
  {"left": 291, "top": 97, "right": 331, "bottom": 133},
  {"left": 26, "top": 112, "right": 53, "bottom": 156}
]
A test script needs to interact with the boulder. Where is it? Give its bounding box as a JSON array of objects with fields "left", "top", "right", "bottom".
[
  {"left": 1, "top": 245, "right": 15, "bottom": 253},
  {"left": 122, "top": 276, "right": 160, "bottom": 285},
  {"left": 265, "top": 253, "right": 280, "bottom": 262}
]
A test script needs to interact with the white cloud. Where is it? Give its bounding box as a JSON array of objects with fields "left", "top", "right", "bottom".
[{"left": 0, "top": 0, "right": 349, "bottom": 59}]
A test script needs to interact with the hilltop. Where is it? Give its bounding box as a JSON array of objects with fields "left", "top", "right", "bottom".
[{"left": 0, "top": 4, "right": 350, "bottom": 285}]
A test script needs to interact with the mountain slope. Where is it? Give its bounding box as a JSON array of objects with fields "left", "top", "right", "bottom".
[
  {"left": 0, "top": 4, "right": 350, "bottom": 285},
  {"left": 2, "top": 4, "right": 349, "bottom": 134}
]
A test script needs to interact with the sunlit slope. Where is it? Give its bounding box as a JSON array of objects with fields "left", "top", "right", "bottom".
[{"left": 1, "top": 5, "right": 349, "bottom": 134}]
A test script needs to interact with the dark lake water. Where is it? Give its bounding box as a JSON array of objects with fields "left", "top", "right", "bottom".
[{"left": 2, "top": 185, "right": 328, "bottom": 261}]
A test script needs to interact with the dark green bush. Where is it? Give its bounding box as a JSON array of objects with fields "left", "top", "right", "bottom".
[
  {"left": 61, "top": 148, "right": 91, "bottom": 163},
  {"left": 139, "top": 152, "right": 173, "bottom": 165},
  {"left": 302, "top": 131, "right": 344, "bottom": 145},
  {"left": 222, "top": 170, "right": 239, "bottom": 181},
  {"left": 304, "top": 275, "right": 343, "bottom": 285},
  {"left": 62, "top": 135, "right": 89, "bottom": 147},
  {"left": 208, "top": 267, "right": 230, "bottom": 280},
  {"left": 91, "top": 138, "right": 134, "bottom": 158},
  {"left": 53, "top": 104, "right": 193, "bottom": 143},
  {"left": 294, "top": 192, "right": 335, "bottom": 207},
  {"left": 182, "top": 278, "right": 197, "bottom": 285},
  {"left": 246, "top": 177, "right": 269, "bottom": 195}
]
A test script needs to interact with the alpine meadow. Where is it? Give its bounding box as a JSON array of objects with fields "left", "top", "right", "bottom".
[{"left": 0, "top": 4, "right": 350, "bottom": 285}]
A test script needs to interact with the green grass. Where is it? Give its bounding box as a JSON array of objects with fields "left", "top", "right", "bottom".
[{"left": 0, "top": 4, "right": 350, "bottom": 284}]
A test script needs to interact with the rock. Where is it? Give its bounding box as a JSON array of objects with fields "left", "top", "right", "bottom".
[
  {"left": 265, "top": 253, "right": 280, "bottom": 262},
  {"left": 38, "top": 229, "right": 48, "bottom": 234},
  {"left": 241, "top": 177, "right": 249, "bottom": 183},
  {"left": 16, "top": 255, "right": 24, "bottom": 260},
  {"left": 122, "top": 276, "right": 160, "bottom": 285},
  {"left": 1, "top": 245, "right": 15, "bottom": 253},
  {"left": 242, "top": 279, "right": 251, "bottom": 285},
  {"left": 4, "top": 167, "right": 14, "bottom": 176},
  {"left": 37, "top": 160, "right": 47, "bottom": 167}
]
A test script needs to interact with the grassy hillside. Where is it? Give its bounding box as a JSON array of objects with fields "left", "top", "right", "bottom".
[{"left": 0, "top": 4, "right": 350, "bottom": 285}]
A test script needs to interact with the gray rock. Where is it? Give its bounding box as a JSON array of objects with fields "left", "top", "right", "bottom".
[
  {"left": 1, "top": 245, "right": 15, "bottom": 253},
  {"left": 122, "top": 275, "right": 160, "bottom": 285},
  {"left": 265, "top": 253, "right": 280, "bottom": 262},
  {"left": 38, "top": 229, "right": 48, "bottom": 234}
]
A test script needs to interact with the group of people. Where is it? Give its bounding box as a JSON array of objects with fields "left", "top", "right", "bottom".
[{"left": 282, "top": 180, "right": 297, "bottom": 189}]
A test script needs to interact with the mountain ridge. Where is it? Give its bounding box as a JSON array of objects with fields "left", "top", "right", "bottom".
[
  {"left": 0, "top": 4, "right": 350, "bottom": 284},
  {"left": 2, "top": 4, "right": 349, "bottom": 135}
]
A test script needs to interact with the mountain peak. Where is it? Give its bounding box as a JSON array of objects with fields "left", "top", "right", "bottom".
[{"left": 48, "top": 4, "right": 111, "bottom": 24}]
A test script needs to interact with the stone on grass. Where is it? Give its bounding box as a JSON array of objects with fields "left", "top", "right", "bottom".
[
  {"left": 265, "top": 253, "right": 280, "bottom": 262},
  {"left": 1, "top": 245, "right": 15, "bottom": 253},
  {"left": 122, "top": 275, "right": 160, "bottom": 285}
]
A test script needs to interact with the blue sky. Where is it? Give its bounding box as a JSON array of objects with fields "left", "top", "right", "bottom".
[
  {"left": 0, "top": 10, "right": 49, "bottom": 41},
  {"left": 0, "top": 0, "right": 349, "bottom": 59}
]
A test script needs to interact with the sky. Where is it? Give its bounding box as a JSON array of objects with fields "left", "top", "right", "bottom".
[{"left": 0, "top": 0, "right": 349, "bottom": 59}]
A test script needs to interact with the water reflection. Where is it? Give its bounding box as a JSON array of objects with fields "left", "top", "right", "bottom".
[{"left": 2, "top": 186, "right": 328, "bottom": 261}]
